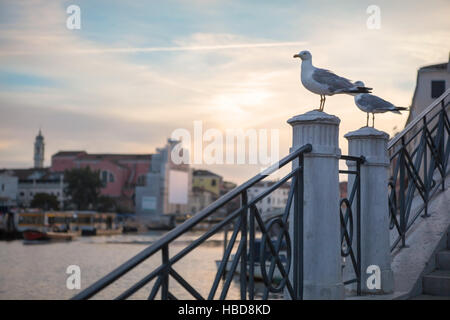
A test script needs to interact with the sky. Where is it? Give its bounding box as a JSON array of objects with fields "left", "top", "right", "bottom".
[{"left": 0, "top": 0, "right": 449, "bottom": 184}]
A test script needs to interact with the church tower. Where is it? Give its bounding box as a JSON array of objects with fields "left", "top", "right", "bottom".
[{"left": 34, "top": 129, "right": 45, "bottom": 168}]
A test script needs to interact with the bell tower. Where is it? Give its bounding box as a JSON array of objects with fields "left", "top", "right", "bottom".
[{"left": 34, "top": 129, "right": 45, "bottom": 168}]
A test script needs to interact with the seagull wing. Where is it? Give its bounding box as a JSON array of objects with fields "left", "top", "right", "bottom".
[
  {"left": 358, "top": 94, "right": 396, "bottom": 111},
  {"left": 312, "top": 68, "right": 354, "bottom": 92}
]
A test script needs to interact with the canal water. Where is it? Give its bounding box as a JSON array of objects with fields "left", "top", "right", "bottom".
[{"left": 0, "top": 231, "right": 246, "bottom": 300}]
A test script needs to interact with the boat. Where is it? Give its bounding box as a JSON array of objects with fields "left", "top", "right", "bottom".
[
  {"left": 72, "top": 212, "right": 123, "bottom": 236},
  {"left": 23, "top": 229, "right": 49, "bottom": 241},
  {"left": 18, "top": 211, "right": 78, "bottom": 243}
]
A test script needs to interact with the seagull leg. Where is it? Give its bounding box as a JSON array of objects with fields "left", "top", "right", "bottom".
[
  {"left": 372, "top": 113, "right": 375, "bottom": 127},
  {"left": 316, "top": 95, "right": 323, "bottom": 111},
  {"left": 322, "top": 96, "right": 326, "bottom": 112},
  {"left": 366, "top": 113, "right": 369, "bottom": 127}
]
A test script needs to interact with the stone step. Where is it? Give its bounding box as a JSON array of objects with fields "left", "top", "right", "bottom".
[
  {"left": 437, "top": 250, "right": 450, "bottom": 270},
  {"left": 423, "top": 270, "right": 450, "bottom": 296}
]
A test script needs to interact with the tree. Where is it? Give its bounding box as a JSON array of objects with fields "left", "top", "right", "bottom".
[
  {"left": 64, "top": 167, "right": 102, "bottom": 210},
  {"left": 97, "top": 195, "right": 117, "bottom": 212},
  {"left": 30, "top": 193, "right": 59, "bottom": 210}
]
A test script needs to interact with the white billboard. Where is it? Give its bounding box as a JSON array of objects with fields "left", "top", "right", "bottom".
[
  {"left": 142, "top": 196, "right": 157, "bottom": 210},
  {"left": 168, "top": 170, "right": 188, "bottom": 204}
]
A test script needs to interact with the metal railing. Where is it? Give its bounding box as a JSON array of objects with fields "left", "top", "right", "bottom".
[
  {"left": 388, "top": 89, "right": 450, "bottom": 251},
  {"left": 73, "top": 144, "right": 312, "bottom": 300},
  {"left": 339, "top": 155, "right": 364, "bottom": 295}
]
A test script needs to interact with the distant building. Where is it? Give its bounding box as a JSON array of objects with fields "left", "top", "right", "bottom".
[
  {"left": 189, "top": 187, "right": 217, "bottom": 214},
  {"left": 188, "top": 177, "right": 236, "bottom": 216},
  {"left": 135, "top": 139, "right": 192, "bottom": 216},
  {"left": 0, "top": 172, "right": 18, "bottom": 206},
  {"left": 400, "top": 54, "right": 450, "bottom": 160},
  {"left": 192, "top": 170, "right": 223, "bottom": 197},
  {"left": 34, "top": 129, "right": 45, "bottom": 168},
  {"left": 247, "top": 181, "right": 290, "bottom": 217},
  {"left": 0, "top": 168, "right": 64, "bottom": 208},
  {"left": 51, "top": 151, "right": 151, "bottom": 211},
  {"left": 221, "top": 180, "right": 237, "bottom": 196},
  {"left": 407, "top": 54, "right": 450, "bottom": 125}
]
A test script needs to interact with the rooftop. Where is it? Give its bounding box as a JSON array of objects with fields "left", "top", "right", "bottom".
[
  {"left": 193, "top": 169, "right": 222, "bottom": 179},
  {"left": 52, "top": 151, "right": 152, "bottom": 161},
  {"left": 0, "top": 168, "right": 63, "bottom": 181}
]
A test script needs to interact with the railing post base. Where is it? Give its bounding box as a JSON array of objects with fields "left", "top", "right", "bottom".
[
  {"left": 288, "top": 110, "right": 344, "bottom": 300},
  {"left": 345, "top": 127, "right": 394, "bottom": 294}
]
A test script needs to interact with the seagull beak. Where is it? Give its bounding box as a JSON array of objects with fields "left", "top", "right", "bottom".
[{"left": 293, "top": 54, "right": 300, "bottom": 58}]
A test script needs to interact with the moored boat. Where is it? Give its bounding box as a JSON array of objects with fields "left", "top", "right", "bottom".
[{"left": 23, "top": 229, "right": 49, "bottom": 241}]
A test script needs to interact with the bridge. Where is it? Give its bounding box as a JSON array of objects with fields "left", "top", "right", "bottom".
[{"left": 73, "top": 89, "right": 450, "bottom": 300}]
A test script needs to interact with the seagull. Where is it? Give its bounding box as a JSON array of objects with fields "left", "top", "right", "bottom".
[
  {"left": 352, "top": 81, "right": 408, "bottom": 127},
  {"left": 293, "top": 50, "right": 372, "bottom": 112}
]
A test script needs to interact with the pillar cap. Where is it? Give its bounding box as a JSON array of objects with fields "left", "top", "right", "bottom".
[
  {"left": 344, "top": 126, "right": 389, "bottom": 140},
  {"left": 288, "top": 110, "right": 340, "bottom": 126}
]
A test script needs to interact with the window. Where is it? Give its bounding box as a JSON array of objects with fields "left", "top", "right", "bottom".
[
  {"left": 1, "top": 184, "right": 4, "bottom": 191},
  {"left": 137, "top": 175, "right": 146, "bottom": 186},
  {"left": 211, "top": 179, "right": 216, "bottom": 187},
  {"left": 431, "top": 80, "right": 445, "bottom": 98},
  {"left": 101, "top": 171, "right": 108, "bottom": 184},
  {"left": 109, "top": 172, "right": 114, "bottom": 183}
]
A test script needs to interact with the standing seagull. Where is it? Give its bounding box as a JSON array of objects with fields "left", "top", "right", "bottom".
[
  {"left": 353, "top": 81, "right": 408, "bottom": 127},
  {"left": 293, "top": 50, "right": 372, "bottom": 111}
]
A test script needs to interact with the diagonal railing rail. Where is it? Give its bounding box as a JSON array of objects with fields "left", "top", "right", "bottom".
[
  {"left": 388, "top": 89, "right": 450, "bottom": 252},
  {"left": 73, "top": 144, "right": 312, "bottom": 300}
]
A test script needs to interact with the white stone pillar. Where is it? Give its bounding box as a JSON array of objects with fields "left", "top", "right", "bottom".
[
  {"left": 288, "top": 110, "right": 344, "bottom": 299},
  {"left": 344, "top": 127, "right": 394, "bottom": 294}
]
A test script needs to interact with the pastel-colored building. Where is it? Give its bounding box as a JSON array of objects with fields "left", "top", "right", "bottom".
[
  {"left": 192, "top": 170, "right": 223, "bottom": 197},
  {"left": 51, "top": 151, "right": 151, "bottom": 210}
]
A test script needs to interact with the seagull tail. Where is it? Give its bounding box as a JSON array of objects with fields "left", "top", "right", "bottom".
[
  {"left": 353, "top": 86, "right": 372, "bottom": 93},
  {"left": 392, "top": 106, "right": 408, "bottom": 114},
  {"left": 337, "top": 86, "right": 372, "bottom": 94}
]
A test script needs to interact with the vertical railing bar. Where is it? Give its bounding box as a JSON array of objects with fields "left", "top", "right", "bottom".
[
  {"left": 248, "top": 206, "right": 255, "bottom": 300},
  {"left": 423, "top": 116, "right": 429, "bottom": 217},
  {"left": 296, "top": 154, "right": 304, "bottom": 300},
  {"left": 161, "top": 245, "right": 169, "bottom": 300},
  {"left": 222, "top": 223, "right": 229, "bottom": 279},
  {"left": 399, "top": 137, "right": 406, "bottom": 247},
  {"left": 240, "top": 191, "right": 248, "bottom": 300},
  {"left": 439, "top": 105, "right": 445, "bottom": 191},
  {"left": 356, "top": 159, "right": 362, "bottom": 296}
]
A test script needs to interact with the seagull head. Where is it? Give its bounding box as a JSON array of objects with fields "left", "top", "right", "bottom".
[
  {"left": 293, "top": 50, "right": 312, "bottom": 60},
  {"left": 354, "top": 81, "right": 365, "bottom": 87}
]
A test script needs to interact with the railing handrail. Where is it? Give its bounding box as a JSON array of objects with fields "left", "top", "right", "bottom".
[
  {"left": 388, "top": 88, "right": 450, "bottom": 148},
  {"left": 72, "top": 143, "right": 312, "bottom": 300}
]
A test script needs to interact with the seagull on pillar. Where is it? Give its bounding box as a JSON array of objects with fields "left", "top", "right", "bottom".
[
  {"left": 352, "top": 81, "right": 408, "bottom": 127},
  {"left": 293, "top": 50, "right": 372, "bottom": 112}
]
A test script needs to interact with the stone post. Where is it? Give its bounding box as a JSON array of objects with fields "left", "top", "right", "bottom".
[
  {"left": 344, "top": 127, "right": 394, "bottom": 294},
  {"left": 288, "top": 110, "right": 344, "bottom": 299}
]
